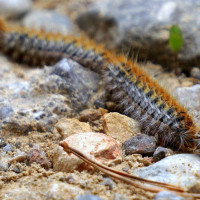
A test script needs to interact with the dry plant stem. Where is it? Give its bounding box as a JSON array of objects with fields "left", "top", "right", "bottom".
[{"left": 59, "top": 142, "right": 200, "bottom": 199}]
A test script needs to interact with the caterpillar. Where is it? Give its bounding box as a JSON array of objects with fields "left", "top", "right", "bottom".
[{"left": 0, "top": 18, "right": 198, "bottom": 152}]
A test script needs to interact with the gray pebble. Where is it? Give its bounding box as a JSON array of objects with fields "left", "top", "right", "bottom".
[
  {"left": 74, "top": 194, "right": 103, "bottom": 200},
  {"left": 0, "top": 0, "right": 32, "bottom": 18},
  {"left": 0, "top": 105, "right": 14, "bottom": 120},
  {"left": 3, "top": 144, "right": 13, "bottom": 152},
  {"left": 123, "top": 134, "right": 156, "bottom": 155},
  {"left": 23, "top": 10, "right": 73, "bottom": 34},
  {"left": 154, "top": 191, "right": 185, "bottom": 200},
  {"left": 13, "top": 166, "right": 21, "bottom": 173},
  {"left": 101, "top": 177, "right": 115, "bottom": 190},
  {"left": 173, "top": 84, "right": 200, "bottom": 124}
]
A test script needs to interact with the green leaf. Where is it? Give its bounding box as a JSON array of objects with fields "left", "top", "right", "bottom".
[{"left": 169, "top": 25, "right": 183, "bottom": 53}]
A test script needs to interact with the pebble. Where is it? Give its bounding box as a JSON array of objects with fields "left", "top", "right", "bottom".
[
  {"left": 154, "top": 191, "right": 185, "bottom": 200},
  {"left": 55, "top": 132, "right": 122, "bottom": 172},
  {"left": 22, "top": 10, "right": 74, "bottom": 34},
  {"left": 10, "top": 150, "right": 27, "bottom": 163},
  {"left": 114, "top": 193, "right": 128, "bottom": 200},
  {"left": 27, "top": 145, "right": 51, "bottom": 169},
  {"left": 59, "top": 175, "right": 75, "bottom": 184},
  {"left": 0, "top": 0, "right": 32, "bottom": 18},
  {"left": 0, "top": 153, "right": 10, "bottom": 171},
  {"left": 79, "top": 108, "right": 103, "bottom": 122},
  {"left": 100, "top": 177, "right": 115, "bottom": 190},
  {"left": 13, "top": 166, "right": 21, "bottom": 173},
  {"left": 0, "top": 136, "right": 6, "bottom": 148},
  {"left": 132, "top": 154, "right": 200, "bottom": 192},
  {"left": 190, "top": 67, "right": 200, "bottom": 80},
  {"left": 3, "top": 144, "right": 13, "bottom": 152},
  {"left": 153, "top": 147, "right": 174, "bottom": 162},
  {"left": 74, "top": 194, "right": 103, "bottom": 200},
  {"left": 103, "top": 112, "right": 140, "bottom": 144},
  {"left": 173, "top": 85, "right": 200, "bottom": 124},
  {"left": 122, "top": 134, "right": 156, "bottom": 155},
  {"left": 0, "top": 105, "right": 14, "bottom": 120},
  {"left": 55, "top": 118, "right": 92, "bottom": 139}
]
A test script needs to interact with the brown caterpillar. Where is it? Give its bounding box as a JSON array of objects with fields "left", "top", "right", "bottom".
[{"left": 0, "top": 18, "right": 198, "bottom": 152}]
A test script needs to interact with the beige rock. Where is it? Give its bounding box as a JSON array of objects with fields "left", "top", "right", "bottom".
[
  {"left": 55, "top": 132, "right": 122, "bottom": 172},
  {"left": 55, "top": 118, "right": 92, "bottom": 139},
  {"left": 79, "top": 108, "right": 103, "bottom": 122},
  {"left": 102, "top": 112, "right": 140, "bottom": 144}
]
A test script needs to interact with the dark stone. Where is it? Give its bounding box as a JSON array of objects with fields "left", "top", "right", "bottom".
[
  {"left": 153, "top": 146, "right": 174, "bottom": 162},
  {"left": 51, "top": 58, "right": 105, "bottom": 112},
  {"left": 15, "top": 142, "right": 21, "bottom": 148},
  {"left": 74, "top": 194, "right": 103, "bottom": 200},
  {"left": 122, "top": 134, "right": 156, "bottom": 155},
  {"left": 76, "top": 0, "right": 200, "bottom": 72}
]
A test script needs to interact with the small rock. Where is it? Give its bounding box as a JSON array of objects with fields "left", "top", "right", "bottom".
[
  {"left": 13, "top": 166, "right": 21, "bottom": 173},
  {"left": 22, "top": 10, "right": 73, "bottom": 34},
  {"left": 74, "top": 194, "right": 103, "bottom": 200},
  {"left": 56, "top": 132, "right": 122, "bottom": 172},
  {"left": 3, "top": 144, "right": 13, "bottom": 152},
  {"left": 0, "top": 105, "right": 14, "bottom": 120},
  {"left": 132, "top": 154, "right": 200, "bottom": 192},
  {"left": 103, "top": 112, "right": 140, "bottom": 144},
  {"left": 173, "top": 85, "right": 200, "bottom": 124},
  {"left": 123, "top": 134, "right": 156, "bottom": 155},
  {"left": 55, "top": 118, "right": 92, "bottom": 139},
  {"left": 191, "top": 67, "right": 200, "bottom": 80},
  {"left": 153, "top": 147, "right": 174, "bottom": 162},
  {"left": 59, "top": 175, "right": 75, "bottom": 184},
  {"left": 100, "top": 177, "right": 115, "bottom": 190},
  {"left": 154, "top": 191, "right": 185, "bottom": 200},
  {"left": 0, "top": 153, "right": 10, "bottom": 171},
  {"left": 0, "top": 0, "right": 32, "bottom": 18},
  {"left": 0, "top": 162, "right": 9, "bottom": 171},
  {"left": 79, "top": 108, "right": 103, "bottom": 122},
  {"left": 15, "top": 142, "right": 21, "bottom": 148},
  {"left": 27, "top": 145, "right": 51, "bottom": 169},
  {"left": 114, "top": 193, "right": 128, "bottom": 200},
  {"left": 10, "top": 150, "right": 27, "bottom": 163},
  {"left": 0, "top": 136, "right": 6, "bottom": 148}
]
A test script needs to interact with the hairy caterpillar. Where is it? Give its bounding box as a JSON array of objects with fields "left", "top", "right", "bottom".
[{"left": 0, "top": 18, "right": 198, "bottom": 152}]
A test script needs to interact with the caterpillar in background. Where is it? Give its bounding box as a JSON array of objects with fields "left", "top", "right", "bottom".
[{"left": 0, "top": 18, "right": 198, "bottom": 152}]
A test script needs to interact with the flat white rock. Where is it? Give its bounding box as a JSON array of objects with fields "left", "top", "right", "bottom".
[{"left": 133, "top": 154, "right": 200, "bottom": 192}]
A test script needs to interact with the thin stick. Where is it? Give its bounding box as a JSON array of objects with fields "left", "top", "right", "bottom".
[{"left": 60, "top": 142, "right": 200, "bottom": 199}]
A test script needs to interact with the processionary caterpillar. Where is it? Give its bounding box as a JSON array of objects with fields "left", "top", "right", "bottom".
[{"left": 0, "top": 18, "right": 199, "bottom": 152}]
